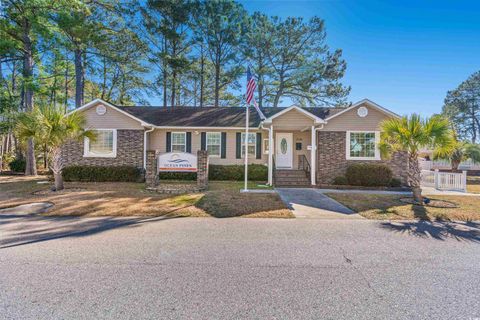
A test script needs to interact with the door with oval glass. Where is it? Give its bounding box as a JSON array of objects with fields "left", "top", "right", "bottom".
[{"left": 275, "top": 133, "right": 293, "bottom": 168}]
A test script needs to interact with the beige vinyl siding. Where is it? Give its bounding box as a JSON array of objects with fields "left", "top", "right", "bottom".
[
  {"left": 292, "top": 131, "right": 311, "bottom": 169},
  {"left": 324, "top": 104, "right": 389, "bottom": 131},
  {"left": 83, "top": 104, "right": 144, "bottom": 130},
  {"left": 148, "top": 129, "right": 268, "bottom": 165},
  {"left": 148, "top": 129, "right": 166, "bottom": 152},
  {"left": 271, "top": 109, "right": 315, "bottom": 129}
]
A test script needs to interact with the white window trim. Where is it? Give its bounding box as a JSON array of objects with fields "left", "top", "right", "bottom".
[
  {"left": 345, "top": 130, "right": 380, "bottom": 161},
  {"left": 241, "top": 132, "right": 257, "bottom": 158},
  {"left": 263, "top": 138, "right": 269, "bottom": 154},
  {"left": 84, "top": 129, "right": 117, "bottom": 158},
  {"left": 171, "top": 132, "right": 186, "bottom": 153},
  {"left": 206, "top": 132, "right": 221, "bottom": 158}
]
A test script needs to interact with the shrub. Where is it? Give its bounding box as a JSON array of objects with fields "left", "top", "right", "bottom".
[
  {"left": 332, "top": 176, "right": 348, "bottom": 185},
  {"left": 158, "top": 172, "right": 197, "bottom": 180},
  {"left": 209, "top": 164, "right": 267, "bottom": 181},
  {"left": 8, "top": 158, "right": 26, "bottom": 172},
  {"left": 345, "top": 163, "right": 393, "bottom": 187},
  {"left": 63, "top": 165, "right": 144, "bottom": 182},
  {"left": 389, "top": 177, "right": 402, "bottom": 187},
  {"left": 155, "top": 165, "right": 267, "bottom": 181}
]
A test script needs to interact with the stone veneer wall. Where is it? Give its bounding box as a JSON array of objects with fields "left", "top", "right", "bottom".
[
  {"left": 145, "top": 150, "right": 159, "bottom": 187},
  {"left": 62, "top": 129, "right": 144, "bottom": 168},
  {"left": 196, "top": 150, "right": 209, "bottom": 189},
  {"left": 316, "top": 131, "right": 409, "bottom": 185}
]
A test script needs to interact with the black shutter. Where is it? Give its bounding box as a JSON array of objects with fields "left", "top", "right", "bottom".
[
  {"left": 221, "top": 132, "right": 227, "bottom": 159},
  {"left": 201, "top": 132, "right": 206, "bottom": 151},
  {"left": 256, "top": 132, "right": 262, "bottom": 159},
  {"left": 236, "top": 132, "right": 241, "bottom": 159},
  {"left": 186, "top": 132, "right": 192, "bottom": 153},
  {"left": 166, "top": 132, "right": 171, "bottom": 152}
]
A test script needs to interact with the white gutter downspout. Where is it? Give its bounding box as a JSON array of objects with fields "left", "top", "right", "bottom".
[
  {"left": 311, "top": 124, "right": 325, "bottom": 186},
  {"left": 143, "top": 126, "right": 155, "bottom": 169}
]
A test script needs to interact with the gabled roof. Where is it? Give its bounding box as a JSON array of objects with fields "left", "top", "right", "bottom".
[
  {"left": 71, "top": 98, "right": 397, "bottom": 128},
  {"left": 68, "top": 98, "right": 150, "bottom": 126},
  {"left": 325, "top": 98, "right": 400, "bottom": 121},
  {"left": 262, "top": 105, "right": 326, "bottom": 124},
  {"left": 116, "top": 105, "right": 340, "bottom": 128}
]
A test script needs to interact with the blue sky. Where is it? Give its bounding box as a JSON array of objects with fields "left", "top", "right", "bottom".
[{"left": 239, "top": 0, "right": 480, "bottom": 116}]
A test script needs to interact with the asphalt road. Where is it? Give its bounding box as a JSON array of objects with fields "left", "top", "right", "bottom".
[{"left": 1, "top": 215, "right": 479, "bottom": 320}]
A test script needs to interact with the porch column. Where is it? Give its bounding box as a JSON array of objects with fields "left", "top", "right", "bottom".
[
  {"left": 268, "top": 125, "right": 274, "bottom": 185},
  {"left": 310, "top": 126, "right": 316, "bottom": 186}
]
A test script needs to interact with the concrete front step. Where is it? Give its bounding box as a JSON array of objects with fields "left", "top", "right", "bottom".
[
  {"left": 275, "top": 169, "right": 310, "bottom": 187},
  {"left": 275, "top": 170, "right": 308, "bottom": 177},
  {"left": 275, "top": 184, "right": 312, "bottom": 188},
  {"left": 274, "top": 176, "right": 310, "bottom": 182},
  {"left": 275, "top": 180, "right": 311, "bottom": 187}
]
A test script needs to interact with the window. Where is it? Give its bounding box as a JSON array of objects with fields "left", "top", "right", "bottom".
[
  {"left": 207, "top": 132, "right": 221, "bottom": 157},
  {"left": 171, "top": 132, "right": 186, "bottom": 152},
  {"left": 346, "top": 131, "right": 380, "bottom": 160},
  {"left": 263, "top": 139, "right": 270, "bottom": 154},
  {"left": 84, "top": 129, "right": 116, "bottom": 158},
  {"left": 241, "top": 133, "right": 256, "bottom": 158}
]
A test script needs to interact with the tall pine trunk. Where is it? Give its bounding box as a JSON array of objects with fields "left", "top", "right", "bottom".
[
  {"left": 171, "top": 70, "right": 176, "bottom": 107},
  {"left": 163, "top": 38, "right": 168, "bottom": 107},
  {"left": 0, "top": 135, "right": 4, "bottom": 172},
  {"left": 23, "top": 24, "right": 37, "bottom": 176},
  {"left": 171, "top": 42, "right": 177, "bottom": 107},
  {"left": 214, "top": 56, "right": 220, "bottom": 107},
  {"left": 64, "top": 50, "right": 69, "bottom": 113},
  {"left": 199, "top": 44, "right": 205, "bottom": 107},
  {"left": 74, "top": 47, "right": 84, "bottom": 108},
  {"left": 101, "top": 56, "right": 107, "bottom": 100},
  {"left": 272, "top": 73, "right": 284, "bottom": 108}
]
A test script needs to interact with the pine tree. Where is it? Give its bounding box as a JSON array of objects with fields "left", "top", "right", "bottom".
[{"left": 443, "top": 71, "right": 480, "bottom": 143}]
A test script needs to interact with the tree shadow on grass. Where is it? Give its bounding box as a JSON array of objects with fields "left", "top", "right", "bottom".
[
  {"left": 0, "top": 214, "right": 183, "bottom": 249},
  {"left": 380, "top": 220, "right": 480, "bottom": 243}
]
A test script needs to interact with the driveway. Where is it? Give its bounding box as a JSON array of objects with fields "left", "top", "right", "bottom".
[
  {"left": 1, "top": 214, "right": 479, "bottom": 319},
  {"left": 276, "top": 188, "right": 362, "bottom": 219}
]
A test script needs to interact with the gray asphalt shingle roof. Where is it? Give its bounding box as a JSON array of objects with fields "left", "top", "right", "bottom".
[{"left": 115, "top": 106, "right": 346, "bottom": 127}]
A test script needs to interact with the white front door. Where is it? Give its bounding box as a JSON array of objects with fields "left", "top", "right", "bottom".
[{"left": 276, "top": 133, "right": 293, "bottom": 169}]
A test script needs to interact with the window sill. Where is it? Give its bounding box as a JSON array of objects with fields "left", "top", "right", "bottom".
[
  {"left": 83, "top": 153, "right": 117, "bottom": 158},
  {"left": 346, "top": 156, "right": 380, "bottom": 161}
]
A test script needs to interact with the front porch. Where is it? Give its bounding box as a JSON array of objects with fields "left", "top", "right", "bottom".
[{"left": 262, "top": 106, "right": 325, "bottom": 187}]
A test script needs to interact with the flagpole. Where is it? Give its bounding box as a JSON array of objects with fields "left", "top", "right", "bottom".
[{"left": 244, "top": 105, "right": 249, "bottom": 191}]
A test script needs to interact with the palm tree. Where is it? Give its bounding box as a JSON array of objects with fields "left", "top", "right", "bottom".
[
  {"left": 379, "top": 114, "right": 454, "bottom": 203},
  {"left": 435, "top": 139, "right": 480, "bottom": 171},
  {"left": 16, "top": 104, "right": 94, "bottom": 191}
]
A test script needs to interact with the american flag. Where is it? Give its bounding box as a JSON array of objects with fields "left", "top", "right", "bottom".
[
  {"left": 246, "top": 66, "right": 266, "bottom": 119},
  {"left": 246, "top": 66, "right": 256, "bottom": 105}
]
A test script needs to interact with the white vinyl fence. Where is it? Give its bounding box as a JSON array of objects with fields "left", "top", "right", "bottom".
[
  {"left": 421, "top": 169, "right": 467, "bottom": 192},
  {"left": 419, "top": 159, "right": 480, "bottom": 171}
]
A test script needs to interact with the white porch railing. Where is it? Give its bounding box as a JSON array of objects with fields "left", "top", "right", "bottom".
[
  {"left": 419, "top": 159, "right": 480, "bottom": 171},
  {"left": 421, "top": 169, "right": 467, "bottom": 192}
]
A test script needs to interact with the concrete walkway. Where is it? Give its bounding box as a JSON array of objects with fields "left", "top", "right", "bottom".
[{"left": 276, "top": 188, "right": 363, "bottom": 219}]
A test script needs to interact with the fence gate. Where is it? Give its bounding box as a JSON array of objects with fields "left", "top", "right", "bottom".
[{"left": 421, "top": 169, "right": 467, "bottom": 192}]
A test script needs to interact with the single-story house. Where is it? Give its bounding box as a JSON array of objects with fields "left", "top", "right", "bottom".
[{"left": 63, "top": 98, "right": 408, "bottom": 187}]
